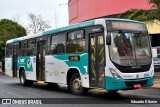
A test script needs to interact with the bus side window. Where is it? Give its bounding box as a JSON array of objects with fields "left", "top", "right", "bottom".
[
  {"left": 27, "top": 40, "right": 36, "bottom": 56},
  {"left": 6, "top": 44, "right": 13, "bottom": 57},
  {"left": 6, "top": 45, "right": 9, "bottom": 57},
  {"left": 66, "top": 30, "right": 85, "bottom": 53},
  {"left": 51, "top": 33, "right": 66, "bottom": 54},
  {"left": 20, "top": 41, "right": 27, "bottom": 56}
]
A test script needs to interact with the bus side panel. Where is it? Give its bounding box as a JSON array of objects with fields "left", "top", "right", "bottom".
[
  {"left": 45, "top": 55, "right": 69, "bottom": 84},
  {"left": 18, "top": 56, "right": 37, "bottom": 81},
  {"left": 5, "top": 58, "right": 13, "bottom": 77},
  {"left": 45, "top": 53, "right": 89, "bottom": 87}
]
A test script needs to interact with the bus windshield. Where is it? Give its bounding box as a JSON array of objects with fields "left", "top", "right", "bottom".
[{"left": 109, "top": 31, "right": 152, "bottom": 66}]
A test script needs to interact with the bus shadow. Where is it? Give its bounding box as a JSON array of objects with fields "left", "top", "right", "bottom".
[
  {"left": 10, "top": 82, "right": 141, "bottom": 102},
  {"left": 9, "top": 82, "right": 71, "bottom": 94},
  {"left": 87, "top": 90, "right": 123, "bottom": 100},
  {"left": 33, "top": 83, "right": 71, "bottom": 94}
]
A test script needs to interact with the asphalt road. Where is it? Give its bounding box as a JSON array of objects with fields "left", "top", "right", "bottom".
[{"left": 0, "top": 72, "right": 160, "bottom": 107}]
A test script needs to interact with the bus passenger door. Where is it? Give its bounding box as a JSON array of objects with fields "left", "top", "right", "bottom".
[
  {"left": 89, "top": 33, "right": 105, "bottom": 88},
  {"left": 37, "top": 41, "right": 46, "bottom": 81},
  {"left": 13, "top": 45, "right": 19, "bottom": 77}
]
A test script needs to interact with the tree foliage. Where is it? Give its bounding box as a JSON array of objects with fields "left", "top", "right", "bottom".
[
  {"left": 27, "top": 13, "right": 51, "bottom": 34},
  {"left": 119, "top": 0, "right": 160, "bottom": 24},
  {"left": 0, "top": 19, "right": 26, "bottom": 59}
]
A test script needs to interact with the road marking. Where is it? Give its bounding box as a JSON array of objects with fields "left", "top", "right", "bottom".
[{"left": 7, "top": 92, "right": 24, "bottom": 98}]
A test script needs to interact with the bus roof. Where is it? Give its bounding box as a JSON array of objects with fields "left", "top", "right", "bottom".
[
  {"left": 105, "top": 18, "right": 144, "bottom": 23},
  {"left": 6, "top": 18, "right": 144, "bottom": 44}
]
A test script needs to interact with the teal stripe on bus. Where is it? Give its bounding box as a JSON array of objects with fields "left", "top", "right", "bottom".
[
  {"left": 104, "top": 18, "right": 144, "bottom": 24},
  {"left": 12, "top": 38, "right": 20, "bottom": 42},
  {"left": 105, "top": 76, "right": 154, "bottom": 91},
  {"left": 53, "top": 53, "right": 89, "bottom": 74},
  {"left": 42, "top": 20, "right": 95, "bottom": 36}
]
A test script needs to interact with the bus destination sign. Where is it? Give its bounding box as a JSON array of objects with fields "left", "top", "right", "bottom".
[{"left": 106, "top": 21, "right": 146, "bottom": 31}]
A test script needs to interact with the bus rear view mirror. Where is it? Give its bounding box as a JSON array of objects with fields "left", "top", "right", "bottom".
[{"left": 106, "top": 35, "right": 111, "bottom": 45}]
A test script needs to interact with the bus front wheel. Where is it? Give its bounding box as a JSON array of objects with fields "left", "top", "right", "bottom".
[
  {"left": 20, "top": 70, "right": 33, "bottom": 86},
  {"left": 70, "top": 73, "right": 87, "bottom": 95}
]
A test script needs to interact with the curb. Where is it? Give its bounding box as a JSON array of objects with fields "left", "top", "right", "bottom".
[{"left": 147, "top": 86, "right": 160, "bottom": 90}]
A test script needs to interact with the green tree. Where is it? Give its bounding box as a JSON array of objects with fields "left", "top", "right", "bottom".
[
  {"left": 119, "top": 0, "right": 160, "bottom": 25},
  {"left": 0, "top": 19, "right": 26, "bottom": 71}
]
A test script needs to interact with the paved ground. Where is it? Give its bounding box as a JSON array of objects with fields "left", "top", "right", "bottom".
[
  {"left": 0, "top": 72, "right": 160, "bottom": 107},
  {"left": 152, "top": 72, "right": 160, "bottom": 89}
]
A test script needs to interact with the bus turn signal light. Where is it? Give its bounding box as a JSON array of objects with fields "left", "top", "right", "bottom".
[{"left": 69, "top": 56, "right": 80, "bottom": 61}]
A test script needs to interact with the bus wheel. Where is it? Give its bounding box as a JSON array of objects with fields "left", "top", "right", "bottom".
[
  {"left": 70, "top": 73, "right": 87, "bottom": 95},
  {"left": 20, "top": 70, "right": 33, "bottom": 86}
]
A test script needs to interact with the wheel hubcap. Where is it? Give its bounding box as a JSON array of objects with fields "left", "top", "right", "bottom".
[
  {"left": 20, "top": 75, "right": 24, "bottom": 84},
  {"left": 73, "top": 78, "right": 82, "bottom": 91}
]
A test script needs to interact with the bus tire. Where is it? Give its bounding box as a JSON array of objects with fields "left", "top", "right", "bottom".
[
  {"left": 70, "top": 73, "right": 88, "bottom": 95},
  {"left": 20, "top": 70, "right": 33, "bottom": 86}
]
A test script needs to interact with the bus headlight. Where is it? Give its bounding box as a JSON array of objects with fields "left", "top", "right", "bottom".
[{"left": 109, "top": 68, "right": 121, "bottom": 79}]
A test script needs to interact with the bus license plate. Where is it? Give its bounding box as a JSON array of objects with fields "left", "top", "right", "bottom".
[{"left": 134, "top": 84, "right": 141, "bottom": 88}]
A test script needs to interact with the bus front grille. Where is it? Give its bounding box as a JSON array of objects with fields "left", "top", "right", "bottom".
[{"left": 125, "top": 80, "right": 148, "bottom": 88}]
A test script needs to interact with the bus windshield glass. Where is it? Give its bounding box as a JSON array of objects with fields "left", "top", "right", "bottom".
[{"left": 109, "top": 31, "right": 152, "bottom": 66}]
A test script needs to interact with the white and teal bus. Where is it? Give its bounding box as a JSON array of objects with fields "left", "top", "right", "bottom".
[{"left": 5, "top": 18, "right": 154, "bottom": 95}]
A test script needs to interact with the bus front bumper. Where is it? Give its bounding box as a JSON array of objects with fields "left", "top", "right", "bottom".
[{"left": 105, "top": 76, "right": 154, "bottom": 91}]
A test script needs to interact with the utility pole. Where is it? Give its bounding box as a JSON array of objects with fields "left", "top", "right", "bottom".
[{"left": 54, "top": 9, "right": 58, "bottom": 28}]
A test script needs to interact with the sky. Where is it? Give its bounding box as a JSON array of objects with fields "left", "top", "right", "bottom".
[{"left": 0, "top": 0, "right": 69, "bottom": 30}]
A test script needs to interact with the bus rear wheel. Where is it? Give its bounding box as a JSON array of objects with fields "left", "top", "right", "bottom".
[
  {"left": 70, "top": 73, "right": 87, "bottom": 95},
  {"left": 20, "top": 70, "right": 33, "bottom": 86}
]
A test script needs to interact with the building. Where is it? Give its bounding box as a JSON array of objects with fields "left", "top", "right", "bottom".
[{"left": 68, "top": 0, "right": 160, "bottom": 46}]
